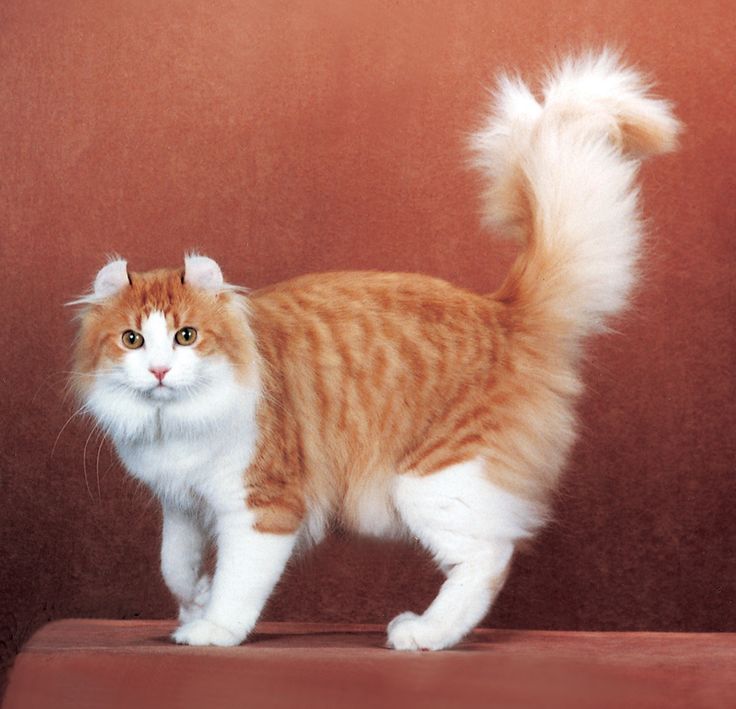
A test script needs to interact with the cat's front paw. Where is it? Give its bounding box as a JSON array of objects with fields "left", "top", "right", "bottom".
[
  {"left": 172, "top": 619, "right": 242, "bottom": 647},
  {"left": 386, "top": 611, "right": 457, "bottom": 651},
  {"left": 178, "top": 575, "right": 212, "bottom": 624}
]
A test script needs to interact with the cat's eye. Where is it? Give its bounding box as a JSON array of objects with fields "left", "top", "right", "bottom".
[
  {"left": 175, "top": 326, "right": 197, "bottom": 346},
  {"left": 122, "top": 330, "right": 144, "bottom": 349}
]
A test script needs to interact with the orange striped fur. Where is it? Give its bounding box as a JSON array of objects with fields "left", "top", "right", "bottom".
[{"left": 246, "top": 271, "right": 575, "bottom": 534}]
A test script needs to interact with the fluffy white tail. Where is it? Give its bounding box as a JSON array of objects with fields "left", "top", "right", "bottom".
[{"left": 472, "top": 51, "right": 680, "bottom": 345}]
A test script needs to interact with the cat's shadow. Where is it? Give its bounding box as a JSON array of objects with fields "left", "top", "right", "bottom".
[{"left": 150, "top": 629, "right": 485, "bottom": 652}]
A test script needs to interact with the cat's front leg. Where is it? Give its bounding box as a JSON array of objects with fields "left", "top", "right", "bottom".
[
  {"left": 172, "top": 507, "right": 296, "bottom": 647},
  {"left": 160, "top": 505, "right": 210, "bottom": 623}
]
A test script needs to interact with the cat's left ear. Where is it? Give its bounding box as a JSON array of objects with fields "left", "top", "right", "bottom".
[{"left": 183, "top": 254, "right": 223, "bottom": 292}]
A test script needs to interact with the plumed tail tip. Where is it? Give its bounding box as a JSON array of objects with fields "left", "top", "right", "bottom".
[
  {"left": 469, "top": 76, "right": 543, "bottom": 238},
  {"left": 491, "top": 74, "right": 543, "bottom": 130},
  {"left": 542, "top": 49, "right": 682, "bottom": 157},
  {"left": 470, "top": 50, "right": 681, "bottom": 237},
  {"left": 472, "top": 50, "right": 680, "bottom": 339},
  {"left": 469, "top": 75, "right": 541, "bottom": 172}
]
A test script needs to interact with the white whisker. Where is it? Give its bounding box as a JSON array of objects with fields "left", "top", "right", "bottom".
[
  {"left": 95, "top": 433, "right": 105, "bottom": 503},
  {"left": 51, "top": 406, "right": 87, "bottom": 458},
  {"left": 82, "top": 425, "right": 98, "bottom": 503}
]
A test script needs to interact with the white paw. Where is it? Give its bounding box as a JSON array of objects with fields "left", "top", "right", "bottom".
[
  {"left": 386, "top": 611, "right": 458, "bottom": 651},
  {"left": 172, "top": 618, "right": 242, "bottom": 647},
  {"left": 178, "top": 575, "right": 212, "bottom": 624}
]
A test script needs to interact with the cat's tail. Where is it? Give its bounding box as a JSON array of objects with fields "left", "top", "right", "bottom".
[{"left": 471, "top": 50, "right": 680, "bottom": 349}]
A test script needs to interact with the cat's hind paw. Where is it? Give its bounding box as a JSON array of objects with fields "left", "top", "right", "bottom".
[
  {"left": 172, "top": 618, "right": 242, "bottom": 647},
  {"left": 386, "top": 611, "right": 459, "bottom": 651}
]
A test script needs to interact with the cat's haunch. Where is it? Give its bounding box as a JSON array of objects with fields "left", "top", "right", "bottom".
[{"left": 71, "top": 51, "right": 679, "bottom": 651}]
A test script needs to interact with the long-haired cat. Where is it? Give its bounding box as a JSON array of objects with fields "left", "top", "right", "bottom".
[{"left": 71, "top": 52, "right": 679, "bottom": 650}]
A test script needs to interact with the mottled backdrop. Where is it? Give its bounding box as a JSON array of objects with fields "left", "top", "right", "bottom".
[{"left": 1, "top": 0, "right": 734, "bottom": 693}]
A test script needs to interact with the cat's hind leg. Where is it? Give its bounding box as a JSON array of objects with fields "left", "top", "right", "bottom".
[{"left": 388, "top": 459, "right": 541, "bottom": 651}]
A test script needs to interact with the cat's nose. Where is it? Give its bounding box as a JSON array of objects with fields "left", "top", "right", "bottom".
[{"left": 149, "top": 367, "right": 170, "bottom": 383}]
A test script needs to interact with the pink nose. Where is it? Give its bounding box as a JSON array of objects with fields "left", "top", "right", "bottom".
[{"left": 149, "top": 367, "right": 170, "bottom": 383}]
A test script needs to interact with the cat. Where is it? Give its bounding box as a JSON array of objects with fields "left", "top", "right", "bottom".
[{"left": 71, "top": 51, "right": 679, "bottom": 651}]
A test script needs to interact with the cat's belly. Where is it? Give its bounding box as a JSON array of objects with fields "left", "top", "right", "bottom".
[{"left": 341, "top": 471, "right": 404, "bottom": 539}]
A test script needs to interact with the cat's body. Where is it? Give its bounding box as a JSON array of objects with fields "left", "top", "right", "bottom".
[
  {"left": 72, "top": 52, "right": 679, "bottom": 650},
  {"left": 249, "top": 270, "right": 552, "bottom": 538}
]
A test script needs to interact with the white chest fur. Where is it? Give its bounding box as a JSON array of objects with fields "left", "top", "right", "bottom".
[
  {"left": 104, "top": 383, "right": 260, "bottom": 516},
  {"left": 117, "top": 420, "right": 256, "bottom": 512}
]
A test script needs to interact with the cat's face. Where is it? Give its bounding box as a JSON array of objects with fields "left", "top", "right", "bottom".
[{"left": 72, "top": 256, "right": 256, "bottom": 439}]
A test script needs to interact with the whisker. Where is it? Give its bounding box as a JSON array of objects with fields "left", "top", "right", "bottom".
[
  {"left": 51, "top": 406, "right": 88, "bottom": 458},
  {"left": 32, "top": 373, "right": 74, "bottom": 405},
  {"left": 38, "top": 368, "right": 115, "bottom": 405},
  {"left": 82, "top": 426, "right": 97, "bottom": 503},
  {"left": 95, "top": 433, "right": 105, "bottom": 503}
]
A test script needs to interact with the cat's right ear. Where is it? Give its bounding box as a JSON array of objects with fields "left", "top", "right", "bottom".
[{"left": 93, "top": 258, "right": 131, "bottom": 299}]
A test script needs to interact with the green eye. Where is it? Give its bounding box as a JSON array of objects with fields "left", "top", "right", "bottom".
[
  {"left": 122, "top": 330, "right": 144, "bottom": 349},
  {"left": 175, "top": 326, "right": 197, "bottom": 346}
]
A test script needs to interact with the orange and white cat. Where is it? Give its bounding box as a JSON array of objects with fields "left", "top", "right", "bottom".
[{"left": 71, "top": 52, "right": 679, "bottom": 650}]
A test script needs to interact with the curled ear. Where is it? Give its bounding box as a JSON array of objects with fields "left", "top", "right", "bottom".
[
  {"left": 183, "top": 254, "right": 223, "bottom": 291},
  {"left": 93, "top": 258, "right": 130, "bottom": 299}
]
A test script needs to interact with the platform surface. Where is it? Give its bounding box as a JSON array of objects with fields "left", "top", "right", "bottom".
[{"left": 3, "top": 621, "right": 735, "bottom": 709}]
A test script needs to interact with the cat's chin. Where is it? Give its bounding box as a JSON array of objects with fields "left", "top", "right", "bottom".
[{"left": 147, "top": 385, "right": 179, "bottom": 402}]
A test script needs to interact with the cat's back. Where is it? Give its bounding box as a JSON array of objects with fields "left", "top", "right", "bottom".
[{"left": 250, "top": 270, "right": 500, "bottom": 334}]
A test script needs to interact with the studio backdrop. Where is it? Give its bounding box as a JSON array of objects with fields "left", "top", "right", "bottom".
[{"left": 1, "top": 0, "right": 734, "bottom": 691}]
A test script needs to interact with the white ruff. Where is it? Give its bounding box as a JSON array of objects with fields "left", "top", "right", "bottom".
[{"left": 111, "top": 381, "right": 259, "bottom": 512}]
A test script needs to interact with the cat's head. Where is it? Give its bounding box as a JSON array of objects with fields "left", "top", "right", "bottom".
[{"left": 71, "top": 255, "right": 258, "bottom": 439}]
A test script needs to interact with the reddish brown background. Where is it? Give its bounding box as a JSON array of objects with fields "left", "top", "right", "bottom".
[{"left": 1, "top": 0, "right": 734, "bottom": 693}]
